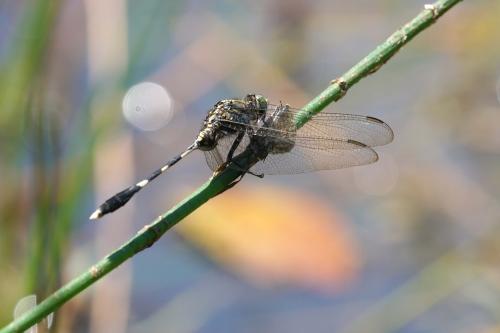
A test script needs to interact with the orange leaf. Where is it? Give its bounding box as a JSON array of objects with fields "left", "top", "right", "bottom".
[{"left": 176, "top": 185, "right": 360, "bottom": 292}]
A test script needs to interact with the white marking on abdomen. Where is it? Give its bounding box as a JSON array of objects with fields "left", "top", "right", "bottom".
[{"left": 137, "top": 179, "right": 148, "bottom": 187}]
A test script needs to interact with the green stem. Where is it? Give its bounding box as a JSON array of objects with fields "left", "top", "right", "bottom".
[
  {"left": 0, "top": 0, "right": 462, "bottom": 332},
  {"left": 295, "top": 0, "right": 460, "bottom": 127}
]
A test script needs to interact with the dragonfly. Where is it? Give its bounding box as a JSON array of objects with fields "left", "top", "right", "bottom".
[{"left": 89, "top": 94, "right": 393, "bottom": 220}]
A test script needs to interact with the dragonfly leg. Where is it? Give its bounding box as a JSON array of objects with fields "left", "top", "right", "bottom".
[
  {"left": 215, "top": 164, "right": 263, "bottom": 197},
  {"left": 226, "top": 131, "right": 245, "bottom": 161},
  {"left": 214, "top": 131, "right": 264, "bottom": 178},
  {"left": 214, "top": 160, "right": 263, "bottom": 178},
  {"left": 213, "top": 131, "right": 245, "bottom": 175},
  {"left": 232, "top": 160, "right": 264, "bottom": 178}
]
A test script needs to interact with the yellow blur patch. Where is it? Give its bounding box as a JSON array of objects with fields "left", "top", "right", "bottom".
[{"left": 177, "top": 185, "right": 360, "bottom": 292}]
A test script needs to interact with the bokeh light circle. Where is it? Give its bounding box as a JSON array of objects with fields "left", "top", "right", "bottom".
[{"left": 122, "top": 82, "right": 173, "bottom": 131}]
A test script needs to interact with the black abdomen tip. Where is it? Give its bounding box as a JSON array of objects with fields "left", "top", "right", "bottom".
[{"left": 90, "top": 185, "right": 141, "bottom": 220}]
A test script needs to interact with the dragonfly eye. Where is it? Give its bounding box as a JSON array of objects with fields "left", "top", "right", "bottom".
[
  {"left": 244, "top": 94, "right": 268, "bottom": 114},
  {"left": 254, "top": 94, "right": 267, "bottom": 108}
]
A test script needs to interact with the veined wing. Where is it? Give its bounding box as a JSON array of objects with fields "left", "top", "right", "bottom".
[
  {"left": 230, "top": 102, "right": 393, "bottom": 140},
  {"left": 216, "top": 112, "right": 393, "bottom": 148},
  {"left": 250, "top": 141, "right": 378, "bottom": 175},
  {"left": 203, "top": 133, "right": 251, "bottom": 172},
  {"left": 235, "top": 102, "right": 387, "bottom": 120},
  {"left": 297, "top": 113, "right": 393, "bottom": 147},
  {"left": 203, "top": 132, "right": 379, "bottom": 175}
]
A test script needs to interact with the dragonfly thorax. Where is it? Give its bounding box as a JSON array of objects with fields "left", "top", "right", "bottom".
[
  {"left": 245, "top": 103, "right": 296, "bottom": 160},
  {"left": 195, "top": 94, "right": 268, "bottom": 151}
]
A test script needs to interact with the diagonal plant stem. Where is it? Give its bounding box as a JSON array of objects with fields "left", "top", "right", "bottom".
[{"left": 0, "top": 0, "right": 462, "bottom": 332}]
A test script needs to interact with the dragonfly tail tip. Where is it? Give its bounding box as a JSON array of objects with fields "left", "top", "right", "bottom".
[{"left": 89, "top": 209, "right": 102, "bottom": 221}]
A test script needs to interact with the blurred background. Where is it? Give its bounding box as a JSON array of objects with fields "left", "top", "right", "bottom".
[{"left": 1, "top": 0, "right": 500, "bottom": 332}]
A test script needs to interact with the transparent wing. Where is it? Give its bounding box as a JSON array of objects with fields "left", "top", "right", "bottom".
[
  {"left": 204, "top": 149, "right": 224, "bottom": 172},
  {"left": 216, "top": 110, "right": 393, "bottom": 148},
  {"left": 297, "top": 113, "right": 393, "bottom": 147},
  {"left": 250, "top": 140, "right": 378, "bottom": 175},
  {"left": 203, "top": 133, "right": 251, "bottom": 172},
  {"left": 203, "top": 132, "right": 379, "bottom": 175}
]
